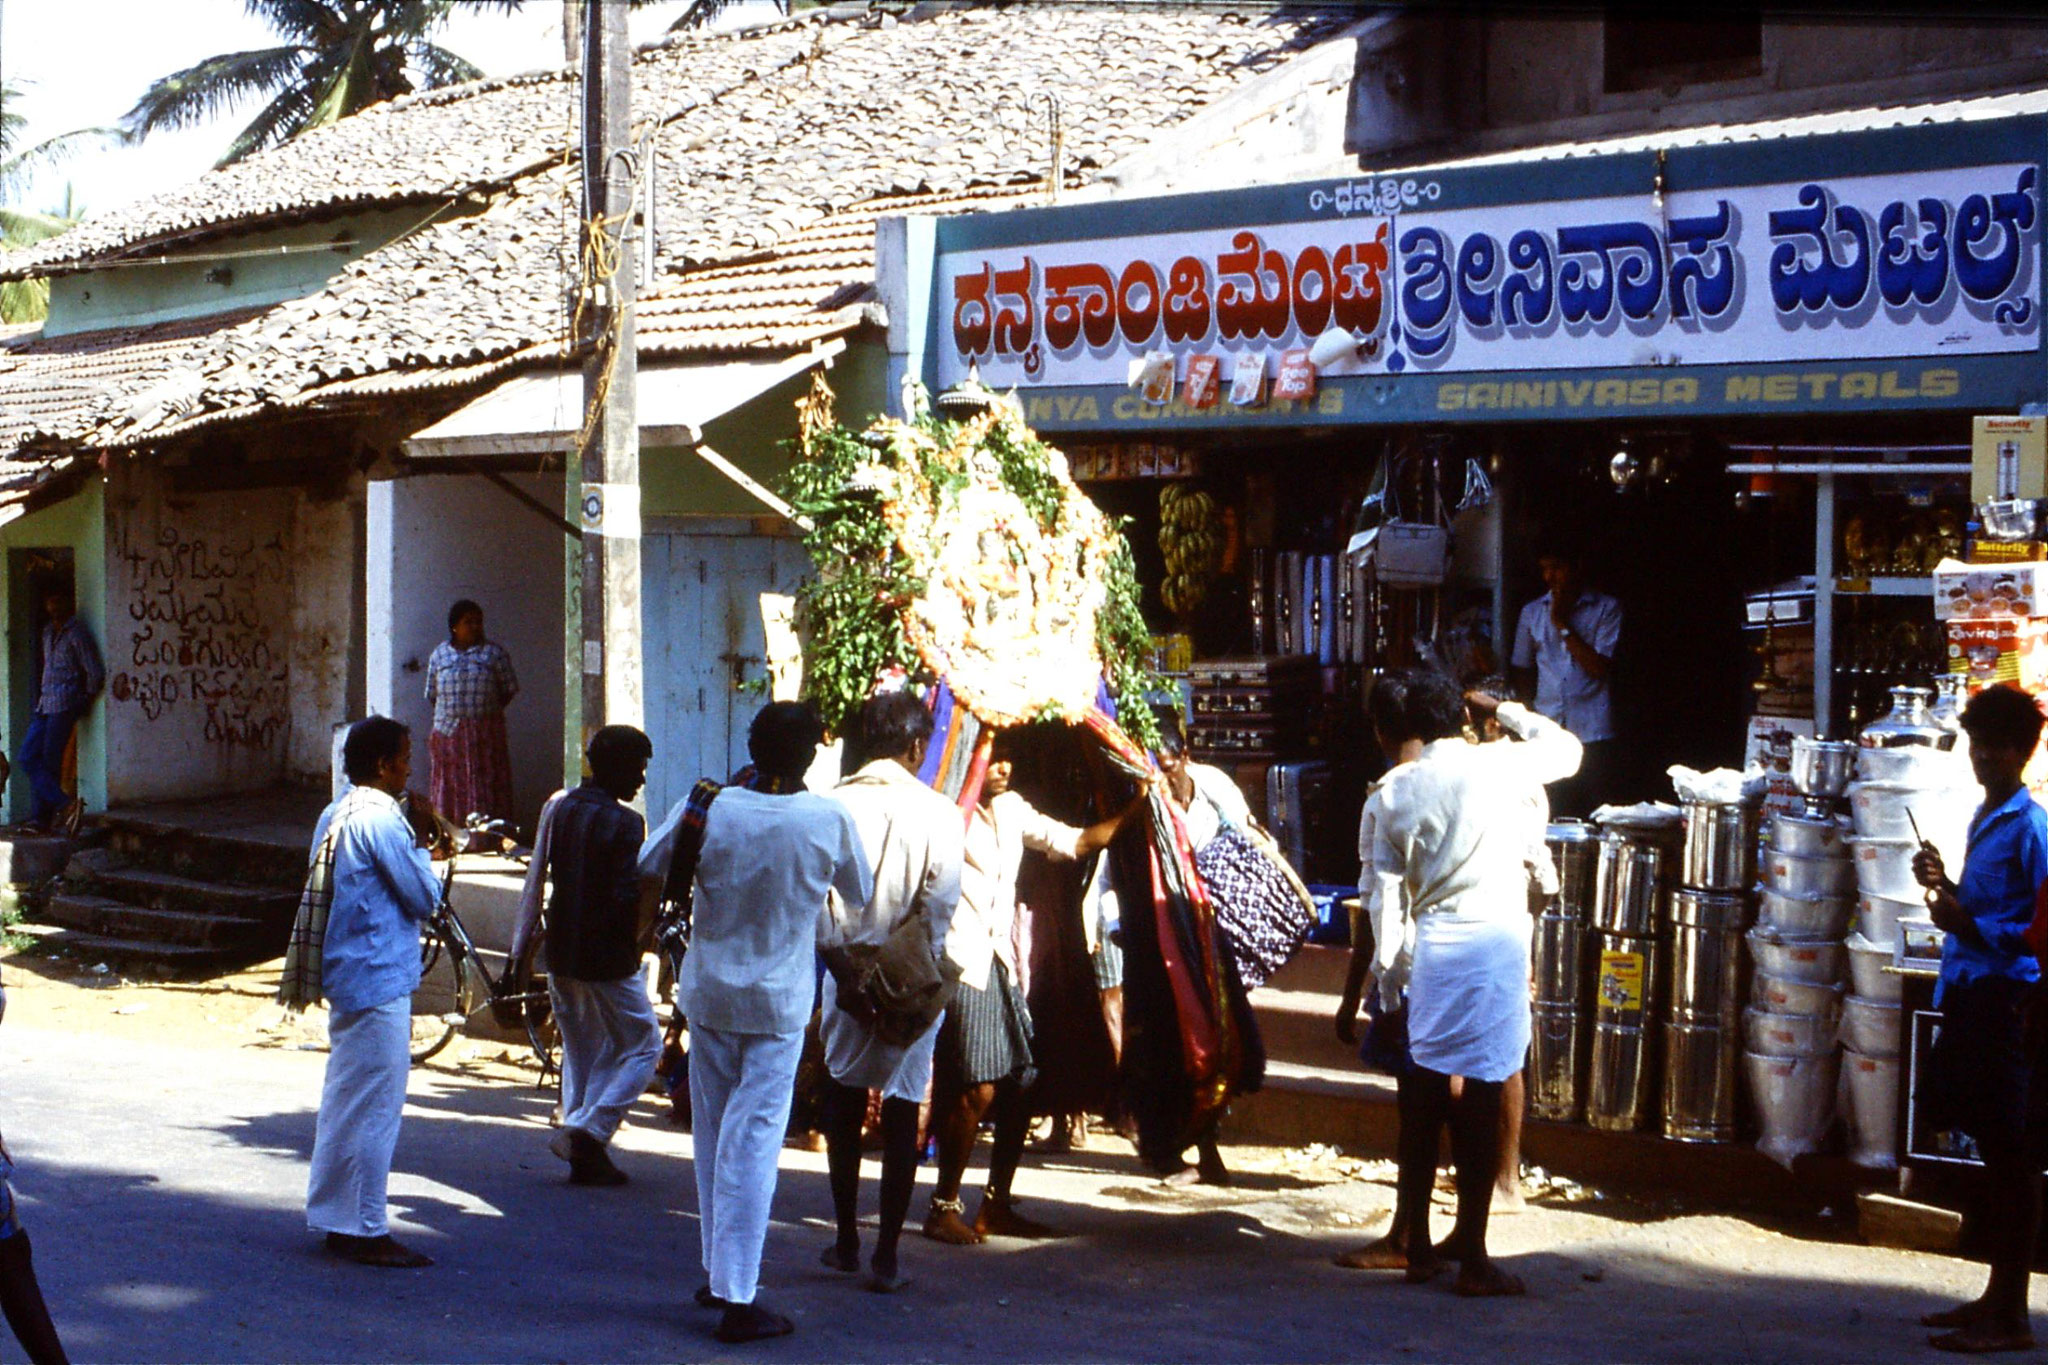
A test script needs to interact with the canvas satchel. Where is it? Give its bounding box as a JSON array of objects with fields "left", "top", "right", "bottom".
[{"left": 824, "top": 904, "right": 962, "bottom": 1048}]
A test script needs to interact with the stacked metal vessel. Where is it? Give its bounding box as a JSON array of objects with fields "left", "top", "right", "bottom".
[
  {"left": 1840, "top": 683, "right": 1970, "bottom": 1169},
  {"left": 1661, "top": 798, "right": 1762, "bottom": 1141},
  {"left": 1585, "top": 820, "right": 1679, "bottom": 1131},
  {"left": 1529, "top": 821, "right": 1601, "bottom": 1122},
  {"left": 1744, "top": 737, "right": 1857, "bottom": 1167}
]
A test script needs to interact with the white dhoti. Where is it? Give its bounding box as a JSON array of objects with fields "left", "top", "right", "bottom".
[
  {"left": 689, "top": 1024, "right": 803, "bottom": 1306},
  {"left": 817, "top": 972, "right": 940, "bottom": 1102},
  {"left": 1407, "top": 912, "right": 1532, "bottom": 1085},
  {"left": 307, "top": 996, "right": 411, "bottom": 1237},
  {"left": 550, "top": 966, "right": 662, "bottom": 1145}
]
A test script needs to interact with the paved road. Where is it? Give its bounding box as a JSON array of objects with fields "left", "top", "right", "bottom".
[{"left": 2, "top": 1012, "right": 2038, "bottom": 1363}]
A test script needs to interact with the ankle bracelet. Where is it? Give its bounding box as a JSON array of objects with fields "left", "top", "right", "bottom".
[{"left": 930, "top": 1197, "right": 966, "bottom": 1215}]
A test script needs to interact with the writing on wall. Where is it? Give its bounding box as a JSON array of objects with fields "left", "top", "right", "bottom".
[{"left": 108, "top": 525, "right": 291, "bottom": 750}]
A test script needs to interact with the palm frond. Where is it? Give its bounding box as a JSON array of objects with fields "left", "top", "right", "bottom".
[
  {"left": 303, "top": 30, "right": 379, "bottom": 132},
  {"left": 410, "top": 42, "right": 483, "bottom": 90},
  {"left": 243, "top": 0, "right": 354, "bottom": 45},
  {"left": 671, "top": 0, "right": 787, "bottom": 32},
  {"left": 0, "top": 277, "right": 52, "bottom": 325},
  {"left": 0, "top": 205, "right": 74, "bottom": 244},
  {"left": 0, "top": 126, "right": 123, "bottom": 202},
  {"left": 122, "top": 46, "right": 309, "bottom": 138},
  {"left": 217, "top": 76, "right": 322, "bottom": 164}
]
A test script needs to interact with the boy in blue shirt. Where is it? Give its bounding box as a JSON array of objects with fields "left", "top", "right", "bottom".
[{"left": 1914, "top": 683, "right": 2048, "bottom": 1354}]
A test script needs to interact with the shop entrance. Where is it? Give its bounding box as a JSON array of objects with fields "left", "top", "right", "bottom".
[
  {"left": 640, "top": 523, "right": 809, "bottom": 818},
  {"left": 7, "top": 548, "right": 77, "bottom": 816}
]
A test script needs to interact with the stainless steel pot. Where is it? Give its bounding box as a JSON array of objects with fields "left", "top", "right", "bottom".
[
  {"left": 1594, "top": 832, "right": 1668, "bottom": 935},
  {"left": 1681, "top": 800, "right": 1761, "bottom": 892},
  {"left": 1668, "top": 891, "right": 1750, "bottom": 1025},
  {"left": 1756, "top": 886, "right": 1855, "bottom": 939},
  {"left": 1769, "top": 810, "right": 1850, "bottom": 860},
  {"left": 1860, "top": 685, "right": 1946, "bottom": 749},
  {"left": 1791, "top": 738, "right": 1858, "bottom": 800},
  {"left": 1662, "top": 1020, "right": 1739, "bottom": 1143},
  {"left": 1532, "top": 912, "right": 1587, "bottom": 1007},
  {"left": 1762, "top": 848, "right": 1858, "bottom": 899},
  {"left": 1546, "top": 820, "right": 1601, "bottom": 917},
  {"left": 1745, "top": 926, "right": 1847, "bottom": 985},
  {"left": 1526, "top": 1002, "right": 1584, "bottom": 1123},
  {"left": 1588, "top": 1020, "right": 1653, "bottom": 1133}
]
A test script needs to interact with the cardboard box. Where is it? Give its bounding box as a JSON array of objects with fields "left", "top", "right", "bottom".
[
  {"left": 1745, "top": 714, "right": 1816, "bottom": 820},
  {"left": 1966, "top": 539, "right": 2048, "bottom": 563},
  {"left": 1945, "top": 616, "right": 2048, "bottom": 693},
  {"left": 1973, "top": 415, "right": 2048, "bottom": 504},
  {"left": 1932, "top": 559, "right": 2048, "bottom": 620}
]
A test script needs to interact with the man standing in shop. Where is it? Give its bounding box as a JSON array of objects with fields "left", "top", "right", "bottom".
[{"left": 1510, "top": 540, "right": 1622, "bottom": 818}]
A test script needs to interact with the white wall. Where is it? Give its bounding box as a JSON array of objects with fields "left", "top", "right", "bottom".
[
  {"left": 103, "top": 463, "right": 297, "bottom": 801},
  {"left": 367, "top": 473, "right": 566, "bottom": 830},
  {"left": 286, "top": 486, "right": 359, "bottom": 785}
]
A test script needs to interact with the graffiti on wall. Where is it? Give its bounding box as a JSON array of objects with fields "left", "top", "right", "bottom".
[{"left": 108, "top": 525, "right": 291, "bottom": 750}]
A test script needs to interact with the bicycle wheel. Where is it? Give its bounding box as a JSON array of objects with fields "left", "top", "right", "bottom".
[
  {"left": 523, "top": 970, "right": 560, "bottom": 1077},
  {"left": 410, "top": 927, "right": 469, "bottom": 1064}
]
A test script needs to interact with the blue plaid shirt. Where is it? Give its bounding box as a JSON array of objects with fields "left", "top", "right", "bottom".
[
  {"left": 37, "top": 616, "right": 103, "bottom": 715},
  {"left": 424, "top": 640, "right": 518, "bottom": 734}
]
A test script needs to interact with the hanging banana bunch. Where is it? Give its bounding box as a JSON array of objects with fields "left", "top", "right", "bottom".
[{"left": 1158, "top": 483, "right": 1219, "bottom": 616}]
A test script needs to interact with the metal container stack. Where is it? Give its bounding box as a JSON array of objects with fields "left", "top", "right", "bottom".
[
  {"left": 1743, "top": 737, "right": 1855, "bottom": 1167},
  {"left": 1528, "top": 820, "right": 1601, "bottom": 1122},
  {"left": 1661, "top": 797, "right": 1761, "bottom": 1142},
  {"left": 1839, "top": 686, "right": 1970, "bottom": 1169},
  {"left": 1587, "top": 823, "right": 1676, "bottom": 1132}
]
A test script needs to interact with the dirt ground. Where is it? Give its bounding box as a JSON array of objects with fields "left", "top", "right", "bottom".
[{"left": 1, "top": 942, "right": 2037, "bottom": 1363}]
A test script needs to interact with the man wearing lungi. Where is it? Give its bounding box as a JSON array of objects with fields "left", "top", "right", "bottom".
[
  {"left": 305, "top": 716, "right": 443, "bottom": 1269},
  {"left": 923, "top": 735, "right": 1141, "bottom": 1245},
  {"left": 819, "top": 691, "right": 963, "bottom": 1293},
  {"left": 514, "top": 725, "right": 661, "bottom": 1187},
  {"left": 672, "top": 702, "right": 871, "bottom": 1343},
  {"left": 1362, "top": 673, "right": 1579, "bottom": 1297}
]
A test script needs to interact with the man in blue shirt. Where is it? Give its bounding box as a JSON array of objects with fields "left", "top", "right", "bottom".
[
  {"left": 1913, "top": 683, "right": 2048, "bottom": 1354},
  {"left": 13, "top": 583, "right": 102, "bottom": 835},
  {"left": 305, "top": 716, "right": 443, "bottom": 1269}
]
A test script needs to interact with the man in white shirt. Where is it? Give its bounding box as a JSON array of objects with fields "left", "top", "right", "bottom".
[
  {"left": 819, "top": 691, "right": 964, "bottom": 1294},
  {"left": 669, "top": 702, "right": 872, "bottom": 1344},
  {"left": 1509, "top": 540, "right": 1621, "bottom": 817},
  {"left": 923, "top": 733, "right": 1141, "bottom": 1246},
  {"left": 1362, "top": 671, "right": 1579, "bottom": 1297}
]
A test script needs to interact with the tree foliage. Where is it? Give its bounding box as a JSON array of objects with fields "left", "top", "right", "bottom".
[
  {"left": 123, "top": 0, "right": 521, "bottom": 166},
  {"left": 0, "top": 82, "right": 112, "bottom": 323}
]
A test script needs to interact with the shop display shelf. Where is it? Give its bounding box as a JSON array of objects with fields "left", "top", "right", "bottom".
[{"left": 1833, "top": 576, "right": 1934, "bottom": 597}]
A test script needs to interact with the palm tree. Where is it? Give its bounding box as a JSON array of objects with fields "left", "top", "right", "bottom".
[
  {"left": 123, "top": 0, "right": 524, "bottom": 167},
  {"left": 1, "top": 82, "right": 114, "bottom": 324}
]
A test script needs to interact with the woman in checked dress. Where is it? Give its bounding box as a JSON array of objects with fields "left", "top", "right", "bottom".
[{"left": 424, "top": 599, "right": 520, "bottom": 826}]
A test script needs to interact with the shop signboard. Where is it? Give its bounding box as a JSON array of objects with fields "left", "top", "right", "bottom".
[{"left": 926, "top": 116, "right": 2047, "bottom": 429}]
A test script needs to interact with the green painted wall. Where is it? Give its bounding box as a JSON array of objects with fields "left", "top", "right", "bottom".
[
  {"left": 42, "top": 205, "right": 454, "bottom": 337},
  {"left": 0, "top": 479, "right": 108, "bottom": 818},
  {"left": 639, "top": 340, "right": 891, "bottom": 518}
]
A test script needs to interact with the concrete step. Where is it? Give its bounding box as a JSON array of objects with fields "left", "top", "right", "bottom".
[
  {"left": 63, "top": 848, "right": 299, "bottom": 926},
  {"left": 95, "top": 816, "right": 306, "bottom": 889},
  {"left": 1249, "top": 943, "right": 1368, "bottom": 1077},
  {"left": 0, "top": 833, "right": 81, "bottom": 885},
  {"left": 26, "top": 926, "right": 240, "bottom": 970},
  {"left": 41, "top": 893, "right": 270, "bottom": 951}
]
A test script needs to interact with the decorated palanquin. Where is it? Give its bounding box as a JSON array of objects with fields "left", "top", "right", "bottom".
[{"left": 783, "top": 379, "right": 1261, "bottom": 1162}]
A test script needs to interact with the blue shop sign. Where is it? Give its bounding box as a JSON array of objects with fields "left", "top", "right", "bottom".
[{"left": 925, "top": 115, "right": 2047, "bottom": 428}]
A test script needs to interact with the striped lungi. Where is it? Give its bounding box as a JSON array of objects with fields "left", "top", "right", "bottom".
[{"left": 942, "top": 958, "right": 1036, "bottom": 1088}]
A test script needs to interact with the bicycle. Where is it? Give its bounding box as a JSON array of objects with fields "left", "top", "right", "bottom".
[{"left": 410, "top": 816, "right": 560, "bottom": 1075}]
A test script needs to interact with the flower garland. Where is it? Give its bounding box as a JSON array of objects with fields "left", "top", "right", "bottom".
[{"left": 783, "top": 376, "right": 1162, "bottom": 750}]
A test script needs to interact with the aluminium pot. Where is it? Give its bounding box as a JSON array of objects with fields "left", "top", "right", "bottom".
[
  {"left": 1841, "top": 995, "right": 1903, "bottom": 1059},
  {"left": 1762, "top": 848, "right": 1858, "bottom": 899},
  {"left": 1769, "top": 810, "right": 1852, "bottom": 860},
  {"left": 1790, "top": 738, "right": 1858, "bottom": 800},
  {"left": 1751, "top": 970, "right": 1846, "bottom": 1019},
  {"left": 1850, "top": 838, "right": 1922, "bottom": 901},
  {"left": 1743, "top": 1005, "right": 1838, "bottom": 1058},
  {"left": 1681, "top": 800, "right": 1762, "bottom": 892},
  {"left": 1856, "top": 891, "right": 1920, "bottom": 949},
  {"left": 1745, "top": 926, "right": 1847, "bottom": 985},
  {"left": 1845, "top": 933, "right": 1905, "bottom": 1003},
  {"left": 1756, "top": 886, "right": 1855, "bottom": 940},
  {"left": 1848, "top": 782, "right": 1973, "bottom": 845}
]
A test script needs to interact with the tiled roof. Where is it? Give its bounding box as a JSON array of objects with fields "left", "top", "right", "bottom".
[{"left": 40, "top": 5, "right": 1348, "bottom": 453}]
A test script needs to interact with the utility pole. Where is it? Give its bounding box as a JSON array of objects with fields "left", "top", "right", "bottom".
[{"left": 571, "top": 0, "right": 642, "bottom": 772}]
